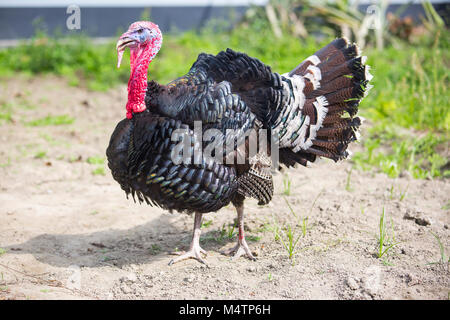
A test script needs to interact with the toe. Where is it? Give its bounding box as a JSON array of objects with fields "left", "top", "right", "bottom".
[{"left": 168, "top": 249, "right": 208, "bottom": 266}]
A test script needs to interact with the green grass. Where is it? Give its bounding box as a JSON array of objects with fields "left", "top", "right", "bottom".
[
  {"left": 352, "top": 33, "right": 449, "bottom": 179},
  {"left": 148, "top": 244, "right": 162, "bottom": 255},
  {"left": 201, "top": 219, "right": 213, "bottom": 228},
  {"left": 352, "top": 129, "right": 449, "bottom": 179},
  {"left": 376, "top": 207, "right": 400, "bottom": 260},
  {"left": 0, "top": 157, "right": 11, "bottom": 168},
  {"left": 282, "top": 174, "right": 292, "bottom": 196},
  {"left": 427, "top": 230, "right": 449, "bottom": 268},
  {"left": 0, "top": 102, "right": 13, "bottom": 124},
  {"left": 40, "top": 133, "right": 70, "bottom": 147},
  {"left": 273, "top": 197, "right": 311, "bottom": 265},
  {"left": 345, "top": 166, "right": 353, "bottom": 192},
  {"left": 86, "top": 156, "right": 105, "bottom": 165},
  {"left": 220, "top": 222, "right": 237, "bottom": 241},
  {"left": 25, "top": 114, "right": 75, "bottom": 126},
  {"left": 0, "top": 19, "right": 448, "bottom": 180},
  {"left": 86, "top": 156, "right": 106, "bottom": 176},
  {"left": 34, "top": 151, "right": 47, "bottom": 159},
  {"left": 91, "top": 167, "right": 106, "bottom": 176},
  {"left": 0, "top": 112, "right": 12, "bottom": 124},
  {"left": 362, "top": 45, "right": 449, "bottom": 131},
  {"left": 278, "top": 224, "right": 303, "bottom": 265},
  {"left": 442, "top": 202, "right": 450, "bottom": 210},
  {"left": 387, "top": 183, "right": 409, "bottom": 201}
]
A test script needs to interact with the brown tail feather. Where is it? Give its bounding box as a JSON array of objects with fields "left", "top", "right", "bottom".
[{"left": 275, "top": 38, "right": 372, "bottom": 167}]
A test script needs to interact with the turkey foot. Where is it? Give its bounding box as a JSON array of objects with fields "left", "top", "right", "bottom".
[
  {"left": 168, "top": 246, "right": 207, "bottom": 265},
  {"left": 222, "top": 203, "right": 256, "bottom": 261},
  {"left": 168, "top": 212, "right": 208, "bottom": 266},
  {"left": 222, "top": 237, "right": 256, "bottom": 261}
]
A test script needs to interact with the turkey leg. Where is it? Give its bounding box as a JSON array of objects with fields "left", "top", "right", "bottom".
[
  {"left": 168, "top": 212, "right": 208, "bottom": 265},
  {"left": 222, "top": 204, "right": 256, "bottom": 261}
]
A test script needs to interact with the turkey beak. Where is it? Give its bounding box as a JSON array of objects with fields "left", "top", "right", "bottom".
[{"left": 116, "top": 34, "right": 137, "bottom": 68}]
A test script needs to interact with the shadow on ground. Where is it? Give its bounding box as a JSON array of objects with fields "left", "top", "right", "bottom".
[{"left": 5, "top": 213, "right": 242, "bottom": 268}]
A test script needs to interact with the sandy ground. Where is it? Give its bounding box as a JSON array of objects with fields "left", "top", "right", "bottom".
[{"left": 0, "top": 75, "right": 448, "bottom": 300}]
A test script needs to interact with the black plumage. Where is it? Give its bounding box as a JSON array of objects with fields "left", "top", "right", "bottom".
[{"left": 107, "top": 38, "right": 372, "bottom": 264}]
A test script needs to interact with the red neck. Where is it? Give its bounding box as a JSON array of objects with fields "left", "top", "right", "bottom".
[
  {"left": 126, "top": 35, "right": 162, "bottom": 119},
  {"left": 126, "top": 45, "right": 153, "bottom": 119}
]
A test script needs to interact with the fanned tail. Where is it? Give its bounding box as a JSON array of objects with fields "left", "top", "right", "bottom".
[{"left": 271, "top": 38, "right": 372, "bottom": 167}]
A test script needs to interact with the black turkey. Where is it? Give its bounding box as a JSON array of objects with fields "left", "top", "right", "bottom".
[{"left": 107, "top": 21, "right": 372, "bottom": 265}]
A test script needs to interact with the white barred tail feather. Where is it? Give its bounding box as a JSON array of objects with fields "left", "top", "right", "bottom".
[{"left": 273, "top": 38, "right": 372, "bottom": 167}]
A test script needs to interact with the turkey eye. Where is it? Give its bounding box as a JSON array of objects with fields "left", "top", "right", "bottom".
[{"left": 137, "top": 29, "right": 143, "bottom": 34}]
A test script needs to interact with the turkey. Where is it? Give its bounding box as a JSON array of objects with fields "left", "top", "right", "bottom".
[{"left": 106, "top": 21, "right": 372, "bottom": 265}]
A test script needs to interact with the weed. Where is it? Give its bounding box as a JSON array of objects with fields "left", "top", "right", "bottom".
[
  {"left": 34, "top": 151, "right": 47, "bottom": 159},
  {"left": 91, "top": 167, "right": 105, "bottom": 176},
  {"left": 275, "top": 198, "right": 310, "bottom": 265},
  {"left": 353, "top": 130, "right": 449, "bottom": 179},
  {"left": 376, "top": 207, "right": 401, "bottom": 259},
  {"left": 0, "top": 157, "right": 11, "bottom": 168},
  {"left": 0, "top": 248, "right": 6, "bottom": 256},
  {"left": 40, "top": 133, "right": 69, "bottom": 147},
  {"left": 388, "top": 184, "right": 395, "bottom": 200},
  {"left": 69, "top": 155, "right": 82, "bottom": 163},
  {"left": 345, "top": 166, "right": 353, "bottom": 192},
  {"left": 0, "top": 102, "right": 13, "bottom": 124},
  {"left": 301, "top": 217, "right": 308, "bottom": 238},
  {"left": 225, "top": 223, "right": 237, "bottom": 240},
  {"left": 278, "top": 224, "right": 303, "bottom": 265},
  {"left": 247, "top": 235, "right": 261, "bottom": 242},
  {"left": 0, "top": 112, "right": 12, "bottom": 124},
  {"left": 148, "top": 244, "right": 162, "bottom": 255},
  {"left": 399, "top": 184, "right": 409, "bottom": 201},
  {"left": 215, "top": 223, "right": 237, "bottom": 243},
  {"left": 86, "top": 156, "right": 105, "bottom": 165},
  {"left": 427, "top": 231, "right": 449, "bottom": 269},
  {"left": 26, "top": 114, "right": 74, "bottom": 126},
  {"left": 282, "top": 174, "right": 291, "bottom": 196},
  {"left": 360, "top": 205, "right": 366, "bottom": 215},
  {"left": 201, "top": 219, "right": 213, "bottom": 228}
]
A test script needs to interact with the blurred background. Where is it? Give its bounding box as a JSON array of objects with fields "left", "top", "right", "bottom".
[{"left": 0, "top": 0, "right": 448, "bottom": 179}]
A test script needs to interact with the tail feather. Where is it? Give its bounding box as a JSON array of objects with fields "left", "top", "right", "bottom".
[{"left": 272, "top": 37, "right": 372, "bottom": 167}]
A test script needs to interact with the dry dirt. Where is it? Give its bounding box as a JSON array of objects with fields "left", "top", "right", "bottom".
[{"left": 0, "top": 75, "right": 448, "bottom": 300}]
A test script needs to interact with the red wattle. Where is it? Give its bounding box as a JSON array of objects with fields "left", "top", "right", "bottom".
[{"left": 125, "top": 34, "right": 162, "bottom": 119}]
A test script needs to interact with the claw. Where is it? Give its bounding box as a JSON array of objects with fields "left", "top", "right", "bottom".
[
  {"left": 222, "top": 238, "right": 256, "bottom": 261},
  {"left": 167, "top": 212, "right": 208, "bottom": 266},
  {"left": 168, "top": 247, "right": 208, "bottom": 266}
]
